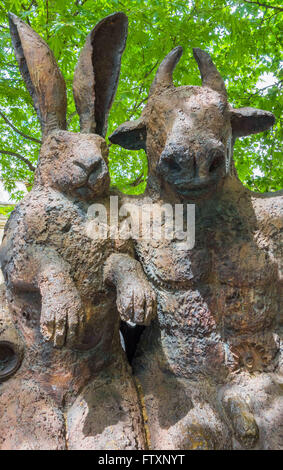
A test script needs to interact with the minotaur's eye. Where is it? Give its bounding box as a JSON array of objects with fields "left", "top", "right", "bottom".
[{"left": 168, "top": 159, "right": 181, "bottom": 172}]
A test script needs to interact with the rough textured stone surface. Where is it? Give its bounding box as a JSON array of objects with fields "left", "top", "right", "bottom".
[
  {"left": 0, "top": 13, "right": 155, "bottom": 450},
  {"left": 110, "top": 47, "right": 282, "bottom": 449},
  {"left": 223, "top": 395, "right": 259, "bottom": 449}
]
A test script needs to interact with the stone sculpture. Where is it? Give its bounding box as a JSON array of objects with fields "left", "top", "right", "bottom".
[
  {"left": 0, "top": 13, "right": 156, "bottom": 450},
  {"left": 0, "top": 11, "right": 282, "bottom": 450},
  {"left": 110, "top": 47, "right": 283, "bottom": 449}
]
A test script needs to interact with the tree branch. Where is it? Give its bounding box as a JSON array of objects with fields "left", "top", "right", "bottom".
[
  {"left": 244, "top": 79, "right": 282, "bottom": 101},
  {"left": 128, "top": 96, "right": 148, "bottom": 119},
  {"left": 74, "top": 0, "right": 88, "bottom": 16},
  {"left": 0, "top": 111, "right": 41, "bottom": 144},
  {"left": 243, "top": 0, "right": 283, "bottom": 12},
  {"left": 46, "top": 0, "right": 50, "bottom": 39},
  {"left": 0, "top": 150, "right": 35, "bottom": 171},
  {"left": 21, "top": 1, "right": 38, "bottom": 11},
  {"left": 67, "top": 111, "right": 77, "bottom": 126},
  {"left": 127, "top": 60, "right": 159, "bottom": 119}
]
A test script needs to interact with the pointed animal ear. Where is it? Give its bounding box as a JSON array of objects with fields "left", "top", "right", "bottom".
[
  {"left": 73, "top": 12, "right": 128, "bottom": 137},
  {"left": 230, "top": 107, "right": 275, "bottom": 138},
  {"left": 109, "top": 116, "right": 147, "bottom": 150},
  {"left": 9, "top": 13, "right": 67, "bottom": 139}
]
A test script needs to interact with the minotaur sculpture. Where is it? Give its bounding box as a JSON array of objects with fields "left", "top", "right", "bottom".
[
  {"left": 0, "top": 13, "right": 156, "bottom": 450},
  {"left": 110, "top": 47, "right": 283, "bottom": 449}
]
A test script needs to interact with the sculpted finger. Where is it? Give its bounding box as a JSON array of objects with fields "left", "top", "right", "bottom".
[
  {"left": 151, "top": 290, "right": 157, "bottom": 316},
  {"left": 143, "top": 289, "right": 156, "bottom": 325},
  {"left": 66, "top": 306, "right": 80, "bottom": 347},
  {"left": 40, "top": 306, "right": 55, "bottom": 343},
  {"left": 133, "top": 291, "right": 145, "bottom": 324},
  {"left": 53, "top": 308, "right": 68, "bottom": 348},
  {"left": 144, "top": 299, "right": 153, "bottom": 325},
  {"left": 117, "top": 290, "right": 134, "bottom": 322},
  {"left": 77, "top": 304, "right": 87, "bottom": 345}
]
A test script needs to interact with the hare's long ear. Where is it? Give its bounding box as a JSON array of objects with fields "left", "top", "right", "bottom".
[
  {"left": 9, "top": 13, "right": 67, "bottom": 139},
  {"left": 73, "top": 12, "right": 128, "bottom": 137}
]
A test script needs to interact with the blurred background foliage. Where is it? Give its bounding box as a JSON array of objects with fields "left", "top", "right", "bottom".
[{"left": 0, "top": 0, "right": 282, "bottom": 207}]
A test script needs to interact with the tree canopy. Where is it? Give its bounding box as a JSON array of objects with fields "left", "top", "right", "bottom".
[{"left": 0, "top": 0, "right": 282, "bottom": 210}]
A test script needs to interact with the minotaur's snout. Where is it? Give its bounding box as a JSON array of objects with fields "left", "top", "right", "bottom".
[{"left": 158, "top": 142, "right": 226, "bottom": 194}]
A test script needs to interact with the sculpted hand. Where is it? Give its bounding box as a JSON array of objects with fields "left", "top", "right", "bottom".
[
  {"left": 39, "top": 270, "right": 84, "bottom": 348},
  {"left": 104, "top": 253, "right": 156, "bottom": 325},
  {"left": 116, "top": 265, "right": 156, "bottom": 325}
]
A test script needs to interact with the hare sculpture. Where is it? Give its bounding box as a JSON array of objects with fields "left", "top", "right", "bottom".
[{"left": 0, "top": 12, "right": 155, "bottom": 450}]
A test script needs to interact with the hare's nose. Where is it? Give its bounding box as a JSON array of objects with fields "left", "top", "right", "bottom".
[
  {"left": 85, "top": 154, "right": 104, "bottom": 173},
  {"left": 74, "top": 154, "right": 103, "bottom": 174},
  {"left": 88, "top": 158, "right": 109, "bottom": 191}
]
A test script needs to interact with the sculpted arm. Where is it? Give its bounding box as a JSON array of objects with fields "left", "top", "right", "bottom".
[
  {"left": 104, "top": 253, "right": 156, "bottom": 325},
  {"left": 254, "top": 193, "right": 283, "bottom": 280},
  {"left": 37, "top": 255, "right": 83, "bottom": 348},
  {"left": 5, "top": 244, "right": 83, "bottom": 349}
]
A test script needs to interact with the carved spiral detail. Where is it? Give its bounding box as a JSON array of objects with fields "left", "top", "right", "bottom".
[
  {"left": 0, "top": 340, "right": 22, "bottom": 381},
  {"left": 230, "top": 339, "right": 278, "bottom": 373}
]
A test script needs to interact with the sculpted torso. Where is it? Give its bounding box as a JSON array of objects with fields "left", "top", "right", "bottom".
[
  {"left": 0, "top": 181, "right": 150, "bottom": 450},
  {"left": 127, "top": 190, "right": 282, "bottom": 450},
  {"left": 131, "top": 188, "right": 282, "bottom": 379},
  {"left": 4, "top": 187, "right": 116, "bottom": 351}
]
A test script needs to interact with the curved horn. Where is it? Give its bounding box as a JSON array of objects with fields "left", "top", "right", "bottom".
[
  {"left": 193, "top": 48, "right": 227, "bottom": 96},
  {"left": 73, "top": 12, "right": 128, "bottom": 137},
  {"left": 9, "top": 13, "right": 67, "bottom": 139},
  {"left": 149, "top": 46, "right": 183, "bottom": 97}
]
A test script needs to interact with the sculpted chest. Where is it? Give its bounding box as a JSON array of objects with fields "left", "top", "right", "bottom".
[
  {"left": 134, "top": 204, "right": 279, "bottom": 340},
  {"left": 4, "top": 194, "right": 113, "bottom": 295},
  {"left": 135, "top": 216, "right": 277, "bottom": 290}
]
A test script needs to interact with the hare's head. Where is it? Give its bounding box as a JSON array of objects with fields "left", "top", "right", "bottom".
[{"left": 9, "top": 12, "right": 128, "bottom": 200}]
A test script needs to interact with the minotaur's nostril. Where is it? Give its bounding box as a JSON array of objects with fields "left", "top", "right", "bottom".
[
  {"left": 88, "top": 160, "right": 103, "bottom": 183},
  {"left": 160, "top": 151, "right": 183, "bottom": 173},
  {"left": 168, "top": 159, "right": 181, "bottom": 172}
]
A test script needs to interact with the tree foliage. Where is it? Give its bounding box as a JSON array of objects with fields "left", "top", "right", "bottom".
[{"left": 0, "top": 0, "right": 282, "bottom": 203}]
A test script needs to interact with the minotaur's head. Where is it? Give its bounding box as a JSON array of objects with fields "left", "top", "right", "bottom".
[{"left": 110, "top": 47, "right": 274, "bottom": 199}]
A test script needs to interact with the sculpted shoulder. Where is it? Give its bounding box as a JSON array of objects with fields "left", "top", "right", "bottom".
[
  {"left": 252, "top": 189, "right": 283, "bottom": 231},
  {"left": 21, "top": 189, "right": 85, "bottom": 243}
]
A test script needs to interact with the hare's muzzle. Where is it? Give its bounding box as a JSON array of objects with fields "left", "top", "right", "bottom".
[{"left": 87, "top": 158, "right": 110, "bottom": 197}]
